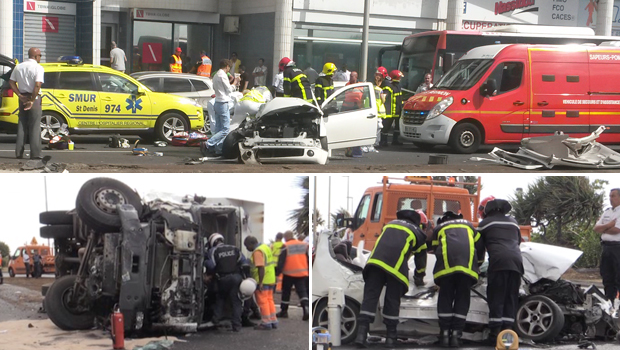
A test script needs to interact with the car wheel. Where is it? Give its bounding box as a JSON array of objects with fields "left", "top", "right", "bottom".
[
  {"left": 40, "top": 111, "right": 66, "bottom": 142},
  {"left": 413, "top": 142, "right": 435, "bottom": 151},
  {"left": 40, "top": 210, "right": 73, "bottom": 225},
  {"left": 312, "top": 298, "right": 360, "bottom": 344},
  {"left": 200, "top": 111, "right": 211, "bottom": 135},
  {"left": 448, "top": 122, "right": 481, "bottom": 154},
  {"left": 8, "top": 267, "right": 15, "bottom": 277},
  {"left": 155, "top": 112, "right": 189, "bottom": 141},
  {"left": 222, "top": 130, "right": 244, "bottom": 159},
  {"left": 40, "top": 224, "right": 74, "bottom": 239},
  {"left": 76, "top": 177, "right": 143, "bottom": 233},
  {"left": 515, "top": 295, "right": 565, "bottom": 342},
  {"left": 45, "top": 275, "right": 95, "bottom": 330}
]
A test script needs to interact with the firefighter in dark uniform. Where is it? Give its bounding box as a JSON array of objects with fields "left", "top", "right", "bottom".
[
  {"left": 477, "top": 197, "right": 524, "bottom": 342},
  {"left": 355, "top": 209, "right": 427, "bottom": 348},
  {"left": 205, "top": 233, "right": 244, "bottom": 332},
  {"left": 594, "top": 188, "right": 620, "bottom": 304},
  {"left": 315, "top": 62, "right": 336, "bottom": 104},
  {"left": 432, "top": 211, "right": 483, "bottom": 348},
  {"left": 279, "top": 57, "right": 314, "bottom": 103},
  {"left": 388, "top": 70, "right": 404, "bottom": 145},
  {"left": 378, "top": 71, "right": 404, "bottom": 147}
]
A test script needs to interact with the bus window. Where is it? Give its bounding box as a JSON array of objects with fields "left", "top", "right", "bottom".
[
  {"left": 399, "top": 35, "right": 440, "bottom": 92},
  {"left": 353, "top": 194, "right": 371, "bottom": 230}
]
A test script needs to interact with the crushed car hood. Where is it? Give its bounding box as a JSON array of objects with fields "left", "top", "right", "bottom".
[
  {"left": 255, "top": 98, "right": 320, "bottom": 120},
  {"left": 520, "top": 242, "right": 583, "bottom": 283}
]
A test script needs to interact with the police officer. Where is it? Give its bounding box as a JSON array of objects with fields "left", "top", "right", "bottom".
[
  {"left": 279, "top": 57, "right": 314, "bottom": 103},
  {"left": 205, "top": 233, "right": 244, "bottom": 332},
  {"left": 432, "top": 211, "right": 483, "bottom": 348},
  {"left": 594, "top": 188, "right": 620, "bottom": 305},
  {"left": 477, "top": 197, "right": 524, "bottom": 342},
  {"left": 315, "top": 63, "right": 336, "bottom": 104},
  {"left": 355, "top": 209, "right": 427, "bottom": 348}
]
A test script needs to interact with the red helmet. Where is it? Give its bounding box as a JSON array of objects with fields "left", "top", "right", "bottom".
[
  {"left": 375, "top": 67, "right": 388, "bottom": 79},
  {"left": 416, "top": 209, "right": 428, "bottom": 227},
  {"left": 389, "top": 70, "right": 404, "bottom": 81},
  {"left": 279, "top": 57, "right": 292, "bottom": 71},
  {"left": 478, "top": 195, "right": 496, "bottom": 219}
]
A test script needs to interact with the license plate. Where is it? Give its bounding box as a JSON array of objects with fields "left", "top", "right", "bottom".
[{"left": 404, "top": 126, "right": 417, "bottom": 133}]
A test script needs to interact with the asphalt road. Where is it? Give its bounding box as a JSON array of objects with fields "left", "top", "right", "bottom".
[
  {"left": 173, "top": 307, "right": 309, "bottom": 350},
  {"left": 1, "top": 133, "right": 620, "bottom": 173}
]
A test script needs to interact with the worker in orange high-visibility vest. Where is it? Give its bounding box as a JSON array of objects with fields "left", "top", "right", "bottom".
[
  {"left": 275, "top": 230, "right": 309, "bottom": 320},
  {"left": 196, "top": 50, "right": 212, "bottom": 77},
  {"left": 169, "top": 47, "right": 183, "bottom": 73},
  {"left": 271, "top": 232, "right": 284, "bottom": 292}
]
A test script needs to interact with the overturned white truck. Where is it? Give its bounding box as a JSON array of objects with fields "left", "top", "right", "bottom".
[
  {"left": 312, "top": 230, "right": 620, "bottom": 344},
  {"left": 40, "top": 177, "right": 263, "bottom": 333}
]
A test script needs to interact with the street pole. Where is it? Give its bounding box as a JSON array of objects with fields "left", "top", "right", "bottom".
[
  {"left": 344, "top": 176, "right": 350, "bottom": 213},
  {"left": 596, "top": 0, "right": 614, "bottom": 36},
  {"left": 328, "top": 177, "right": 331, "bottom": 230},
  {"left": 360, "top": 0, "right": 370, "bottom": 82}
]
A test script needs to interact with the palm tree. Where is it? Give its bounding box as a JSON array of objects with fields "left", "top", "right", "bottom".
[
  {"left": 331, "top": 207, "right": 352, "bottom": 229},
  {"left": 313, "top": 208, "right": 325, "bottom": 233},
  {"left": 288, "top": 176, "right": 309, "bottom": 235}
]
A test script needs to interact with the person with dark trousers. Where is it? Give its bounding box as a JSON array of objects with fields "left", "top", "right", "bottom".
[
  {"left": 204, "top": 233, "right": 244, "bottom": 332},
  {"left": 477, "top": 197, "right": 524, "bottom": 342},
  {"left": 378, "top": 70, "right": 395, "bottom": 148},
  {"left": 315, "top": 62, "right": 336, "bottom": 104},
  {"left": 594, "top": 188, "right": 620, "bottom": 305},
  {"left": 432, "top": 211, "right": 483, "bottom": 348},
  {"left": 9, "top": 47, "right": 44, "bottom": 160},
  {"left": 279, "top": 57, "right": 314, "bottom": 103},
  {"left": 355, "top": 209, "right": 427, "bottom": 348},
  {"left": 387, "top": 70, "right": 404, "bottom": 145},
  {"left": 33, "top": 252, "right": 42, "bottom": 278},
  {"left": 275, "top": 230, "right": 309, "bottom": 320}
]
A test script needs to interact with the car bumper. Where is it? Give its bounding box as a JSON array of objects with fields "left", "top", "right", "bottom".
[
  {"left": 399, "top": 114, "right": 455, "bottom": 145},
  {"left": 189, "top": 108, "right": 205, "bottom": 130},
  {"left": 238, "top": 135, "right": 328, "bottom": 165}
]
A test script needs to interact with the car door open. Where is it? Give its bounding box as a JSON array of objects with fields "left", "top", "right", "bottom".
[{"left": 321, "top": 82, "right": 378, "bottom": 149}]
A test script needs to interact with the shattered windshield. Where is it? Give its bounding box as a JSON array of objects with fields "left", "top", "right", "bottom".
[{"left": 434, "top": 59, "right": 493, "bottom": 91}]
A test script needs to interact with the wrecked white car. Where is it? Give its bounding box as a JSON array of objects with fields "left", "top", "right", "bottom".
[
  {"left": 312, "top": 230, "right": 620, "bottom": 344},
  {"left": 221, "top": 83, "right": 378, "bottom": 165},
  {"left": 471, "top": 126, "right": 620, "bottom": 169},
  {"left": 40, "top": 178, "right": 263, "bottom": 333}
]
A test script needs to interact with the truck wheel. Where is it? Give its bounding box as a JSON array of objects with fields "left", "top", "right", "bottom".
[
  {"left": 8, "top": 267, "right": 14, "bottom": 277},
  {"left": 76, "top": 177, "right": 143, "bottom": 233},
  {"left": 40, "top": 224, "right": 74, "bottom": 239},
  {"left": 40, "top": 210, "right": 73, "bottom": 225},
  {"left": 45, "top": 275, "right": 94, "bottom": 330},
  {"left": 515, "top": 295, "right": 564, "bottom": 342},
  {"left": 448, "top": 122, "right": 481, "bottom": 154},
  {"left": 155, "top": 112, "right": 188, "bottom": 141},
  {"left": 312, "top": 298, "right": 360, "bottom": 344}
]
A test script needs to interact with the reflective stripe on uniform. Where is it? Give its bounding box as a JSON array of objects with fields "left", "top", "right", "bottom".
[
  {"left": 454, "top": 313, "right": 467, "bottom": 319},
  {"left": 433, "top": 224, "right": 479, "bottom": 281},
  {"left": 367, "top": 223, "right": 416, "bottom": 286},
  {"left": 438, "top": 313, "right": 454, "bottom": 318},
  {"left": 382, "top": 314, "right": 400, "bottom": 320},
  {"left": 360, "top": 310, "right": 376, "bottom": 317}
]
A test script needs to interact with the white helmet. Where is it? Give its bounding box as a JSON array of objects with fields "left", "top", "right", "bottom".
[
  {"left": 209, "top": 233, "right": 224, "bottom": 248},
  {"left": 239, "top": 278, "right": 257, "bottom": 300}
]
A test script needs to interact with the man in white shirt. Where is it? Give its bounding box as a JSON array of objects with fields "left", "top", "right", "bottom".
[
  {"left": 416, "top": 73, "right": 434, "bottom": 94},
  {"left": 110, "top": 41, "right": 127, "bottom": 73},
  {"left": 272, "top": 71, "right": 284, "bottom": 97},
  {"left": 23, "top": 250, "right": 31, "bottom": 278},
  {"left": 204, "top": 59, "right": 239, "bottom": 156},
  {"left": 9, "top": 47, "right": 44, "bottom": 160},
  {"left": 252, "top": 58, "right": 268, "bottom": 87},
  {"left": 594, "top": 188, "right": 620, "bottom": 303}
]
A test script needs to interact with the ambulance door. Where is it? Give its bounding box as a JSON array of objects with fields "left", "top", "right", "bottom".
[
  {"left": 478, "top": 61, "right": 528, "bottom": 142},
  {"left": 96, "top": 72, "right": 152, "bottom": 130},
  {"left": 55, "top": 71, "right": 99, "bottom": 129},
  {"left": 529, "top": 50, "right": 590, "bottom": 137}
]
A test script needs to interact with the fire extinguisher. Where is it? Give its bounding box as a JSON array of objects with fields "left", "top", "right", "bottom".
[{"left": 111, "top": 306, "right": 125, "bottom": 350}]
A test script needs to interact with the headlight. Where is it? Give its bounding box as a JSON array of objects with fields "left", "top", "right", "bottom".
[
  {"left": 181, "top": 98, "right": 201, "bottom": 107},
  {"left": 426, "top": 96, "right": 453, "bottom": 120}
]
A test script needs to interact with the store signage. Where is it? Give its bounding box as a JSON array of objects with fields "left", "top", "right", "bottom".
[
  {"left": 142, "top": 43, "right": 162, "bottom": 64},
  {"left": 42, "top": 16, "right": 59, "bottom": 33},
  {"left": 133, "top": 8, "right": 219, "bottom": 24},
  {"left": 24, "top": 1, "right": 76, "bottom": 16}
]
